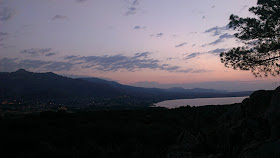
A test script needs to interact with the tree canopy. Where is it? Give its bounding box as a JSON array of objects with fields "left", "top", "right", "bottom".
[{"left": 220, "top": 0, "right": 280, "bottom": 77}]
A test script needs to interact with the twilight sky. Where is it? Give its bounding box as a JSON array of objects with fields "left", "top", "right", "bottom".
[{"left": 0, "top": 0, "right": 279, "bottom": 90}]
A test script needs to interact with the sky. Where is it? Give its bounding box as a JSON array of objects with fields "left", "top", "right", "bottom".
[{"left": 0, "top": 0, "right": 279, "bottom": 90}]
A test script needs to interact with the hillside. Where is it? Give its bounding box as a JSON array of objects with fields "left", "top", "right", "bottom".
[
  {"left": 79, "top": 78, "right": 250, "bottom": 99},
  {"left": 0, "top": 69, "right": 252, "bottom": 108},
  {"left": 0, "top": 69, "right": 122, "bottom": 98}
]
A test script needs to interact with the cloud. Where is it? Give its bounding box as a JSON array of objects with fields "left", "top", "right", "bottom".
[
  {"left": 52, "top": 15, "right": 68, "bottom": 21},
  {"left": 42, "top": 61, "right": 74, "bottom": 71},
  {"left": 0, "top": 32, "right": 9, "bottom": 41},
  {"left": 192, "top": 69, "right": 213, "bottom": 73},
  {"left": 20, "top": 48, "right": 52, "bottom": 55},
  {"left": 1, "top": 51, "right": 210, "bottom": 74},
  {"left": 124, "top": 0, "right": 140, "bottom": 16},
  {"left": 185, "top": 52, "right": 203, "bottom": 60},
  {"left": 125, "top": 7, "right": 137, "bottom": 16},
  {"left": 184, "top": 48, "right": 229, "bottom": 60},
  {"left": 133, "top": 52, "right": 151, "bottom": 58},
  {"left": 67, "top": 52, "right": 207, "bottom": 73},
  {"left": 175, "top": 42, "right": 187, "bottom": 48},
  {"left": 240, "top": 5, "right": 249, "bottom": 11},
  {"left": 204, "top": 25, "right": 230, "bottom": 36},
  {"left": 208, "top": 48, "right": 228, "bottom": 54},
  {"left": 211, "top": 5, "right": 215, "bottom": 8},
  {"left": 150, "top": 33, "right": 164, "bottom": 37},
  {"left": 0, "top": 32, "right": 9, "bottom": 36},
  {"left": 64, "top": 55, "right": 79, "bottom": 60},
  {"left": 202, "top": 33, "right": 235, "bottom": 46},
  {"left": 20, "top": 48, "right": 57, "bottom": 56},
  {"left": 156, "top": 33, "right": 164, "bottom": 37},
  {"left": 76, "top": 0, "right": 87, "bottom": 3},
  {"left": 75, "top": 53, "right": 161, "bottom": 72},
  {"left": 133, "top": 26, "right": 146, "bottom": 30},
  {"left": 219, "top": 33, "right": 235, "bottom": 39},
  {"left": 131, "top": 0, "right": 140, "bottom": 5},
  {"left": 0, "top": 7, "right": 16, "bottom": 21},
  {"left": 208, "top": 33, "right": 235, "bottom": 45},
  {"left": 202, "top": 16, "right": 206, "bottom": 19},
  {"left": 0, "top": 58, "right": 18, "bottom": 72},
  {"left": 45, "top": 53, "right": 56, "bottom": 56},
  {"left": 0, "top": 58, "right": 74, "bottom": 72}
]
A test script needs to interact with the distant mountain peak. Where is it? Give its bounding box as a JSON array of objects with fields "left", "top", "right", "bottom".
[
  {"left": 15, "top": 69, "right": 30, "bottom": 73},
  {"left": 46, "top": 72, "right": 57, "bottom": 75},
  {"left": 169, "top": 87, "right": 185, "bottom": 90}
]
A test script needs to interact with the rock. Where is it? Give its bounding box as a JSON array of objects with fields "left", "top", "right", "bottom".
[
  {"left": 177, "top": 131, "right": 201, "bottom": 151},
  {"left": 239, "top": 139, "right": 280, "bottom": 158},
  {"left": 264, "top": 86, "right": 280, "bottom": 140},
  {"left": 265, "top": 86, "right": 280, "bottom": 114},
  {"left": 243, "top": 90, "right": 273, "bottom": 117}
]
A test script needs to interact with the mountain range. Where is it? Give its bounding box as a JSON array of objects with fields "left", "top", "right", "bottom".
[{"left": 0, "top": 69, "right": 252, "bottom": 103}]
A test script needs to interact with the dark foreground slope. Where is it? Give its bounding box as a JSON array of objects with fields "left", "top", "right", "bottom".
[{"left": 0, "top": 87, "right": 279, "bottom": 158}]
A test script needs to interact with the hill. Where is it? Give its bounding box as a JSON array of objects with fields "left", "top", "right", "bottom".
[
  {"left": 0, "top": 69, "right": 252, "bottom": 108},
  {"left": 0, "top": 69, "right": 122, "bottom": 99}
]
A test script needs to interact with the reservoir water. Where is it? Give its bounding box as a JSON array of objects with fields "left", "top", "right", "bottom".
[{"left": 155, "top": 96, "right": 248, "bottom": 109}]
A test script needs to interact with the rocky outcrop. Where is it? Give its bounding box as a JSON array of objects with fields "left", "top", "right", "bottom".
[
  {"left": 241, "top": 90, "right": 273, "bottom": 117},
  {"left": 239, "top": 139, "right": 280, "bottom": 158},
  {"left": 216, "top": 86, "right": 279, "bottom": 158},
  {"left": 169, "top": 86, "right": 280, "bottom": 158},
  {"left": 238, "top": 86, "right": 280, "bottom": 157}
]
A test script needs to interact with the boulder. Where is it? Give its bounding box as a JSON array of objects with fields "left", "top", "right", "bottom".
[
  {"left": 264, "top": 86, "right": 280, "bottom": 140},
  {"left": 242, "top": 90, "right": 273, "bottom": 117},
  {"left": 239, "top": 139, "right": 280, "bottom": 158}
]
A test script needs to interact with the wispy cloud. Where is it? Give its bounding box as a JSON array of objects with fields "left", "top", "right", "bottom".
[
  {"left": 240, "top": 5, "right": 249, "bottom": 11},
  {"left": 131, "top": 0, "right": 140, "bottom": 5},
  {"left": 185, "top": 52, "right": 203, "bottom": 60},
  {"left": 45, "top": 53, "right": 56, "bottom": 56},
  {"left": 76, "top": 0, "right": 87, "bottom": 3},
  {"left": 152, "top": 33, "right": 163, "bottom": 37},
  {"left": 202, "top": 33, "right": 235, "bottom": 46},
  {"left": 133, "top": 26, "right": 146, "bottom": 30},
  {"left": 74, "top": 52, "right": 165, "bottom": 72},
  {"left": 0, "top": 7, "right": 16, "bottom": 21},
  {"left": 126, "top": 7, "right": 137, "bottom": 15},
  {"left": 209, "top": 33, "right": 235, "bottom": 45},
  {"left": 0, "top": 32, "right": 9, "bottom": 36},
  {"left": 184, "top": 48, "right": 229, "bottom": 60},
  {"left": 52, "top": 15, "right": 68, "bottom": 21},
  {"left": 0, "top": 58, "right": 73, "bottom": 72},
  {"left": 150, "top": 33, "right": 164, "bottom": 37},
  {"left": 64, "top": 55, "right": 79, "bottom": 60},
  {"left": 204, "top": 25, "right": 230, "bottom": 36},
  {"left": 175, "top": 42, "right": 187, "bottom": 48},
  {"left": 208, "top": 48, "right": 228, "bottom": 54},
  {"left": 20, "top": 48, "right": 57, "bottom": 57},
  {"left": 0, "top": 32, "right": 9, "bottom": 41},
  {"left": 77, "top": 52, "right": 202, "bottom": 73},
  {"left": 124, "top": 0, "right": 141, "bottom": 16},
  {"left": 1, "top": 51, "right": 210, "bottom": 74}
]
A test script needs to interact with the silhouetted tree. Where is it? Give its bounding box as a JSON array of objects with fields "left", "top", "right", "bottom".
[{"left": 220, "top": 0, "right": 280, "bottom": 77}]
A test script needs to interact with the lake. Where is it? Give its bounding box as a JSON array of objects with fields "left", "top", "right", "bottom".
[{"left": 155, "top": 96, "right": 249, "bottom": 109}]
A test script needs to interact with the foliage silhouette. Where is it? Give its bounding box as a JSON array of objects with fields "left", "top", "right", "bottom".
[{"left": 220, "top": 0, "right": 280, "bottom": 77}]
